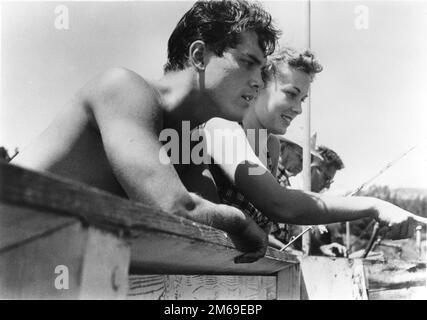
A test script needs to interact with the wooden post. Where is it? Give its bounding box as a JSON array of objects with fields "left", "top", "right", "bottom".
[
  {"left": 299, "top": 256, "right": 368, "bottom": 299},
  {"left": 276, "top": 264, "right": 301, "bottom": 300},
  {"left": 78, "top": 227, "right": 130, "bottom": 299},
  {"left": 301, "top": 0, "right": 312, "bottom": 255},
  {"left": 346, "top": 221, "right": 351, "bottom": 252},
  {"left": 0, "top": 205, "right": 130, "bottom": 300},
  {"left": 416, "top": 226, "right": 422, "bottom": 260}
]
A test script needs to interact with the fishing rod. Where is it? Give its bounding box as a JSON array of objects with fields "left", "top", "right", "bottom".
[
  {"left": 280, "top": 139, "right": 425, "bottom": 254},
  {"left": 344, "top": 142, "right": 421, "bottom": 198},
  {"left": 280, "top": 226, "right": 313, "bottom": 252},
  {"left": 348, "top": 141, "right": 425, "bottom": 258}
]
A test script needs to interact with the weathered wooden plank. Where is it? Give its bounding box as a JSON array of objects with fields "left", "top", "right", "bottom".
[
  {"left": 276, "top": 264, "right": 301, "bottom": 300},
  {"left": 130, "top": 232, "right": 296, "bottom": 275},
  {"left": 369, "top": 286, "right": 427, "bottom": 300},
  {"left": 1, "top": 163, "right": 298, "bottom": 275},
  {"left": 0, "top": 222, "right": 87, "bottom": 299},
  {"left": 127, "top": 275, "right": 276, "bottom": 300},
  {"left": 0, "top": 202, "right": 76, "bottom": 252},
  {"left": 0, "top": 205, "right": 130, "bottom": 299},
  {"left": 79, "top": 227, "right": 130, "bottom": 299},
  {"left": 364, "top": 259, "right": 426, "bottom": 291},
  {"left": 299, "top": 256, "right": 368, "bottom": 300}
]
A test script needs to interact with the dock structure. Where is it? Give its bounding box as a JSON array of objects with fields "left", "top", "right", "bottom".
[{"left": 0, "top": 162, "right": 425, "bottom": 300}]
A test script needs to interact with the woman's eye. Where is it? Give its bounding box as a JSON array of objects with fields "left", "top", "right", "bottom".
[{"left": 301, "top": 96, "right": 307, "bottom": 102}]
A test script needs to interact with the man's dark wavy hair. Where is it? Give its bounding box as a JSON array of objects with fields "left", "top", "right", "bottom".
[{"left": 164, "top": 0, "right": 280, "bottom": 73}]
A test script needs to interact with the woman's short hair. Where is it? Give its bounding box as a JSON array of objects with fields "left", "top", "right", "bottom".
[{"left": 263, "top": 46, "right": 323, "bottom": 83}]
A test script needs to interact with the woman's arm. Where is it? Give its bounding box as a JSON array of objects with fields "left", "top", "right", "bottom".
[{"left": 203, "top": 118, "right": 427, "bottom": 237}]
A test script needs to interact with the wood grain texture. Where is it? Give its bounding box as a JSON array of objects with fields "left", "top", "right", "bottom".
[
  {"left": 127, "top": 274, "right": 276, "bottom": 300},
  {"left": 368, "top": 286, "right": 427, "bottom": 300},
  {"left": 79, "top": 227, "right": 130, "bottom": 299},
  {"left": 0, "top": 202, "right": 76, "bottom": 252},
  {"left": 277, "top": 264, "right": 301, "bottom": 300},
  {"left": 0, "top": 218, "right": 130, "bottom": 299},
  {"left": 364, "top": 259, "right": 426, "bottom": 291},
  {"left": 1, "top": 163, "right": 298, "bottom": 275},
  {"left": 0, "top": 223, "right": 87, "bottom": 299},
  {"left": 129, "top": 232, "right": 295, "bottom": 275},
  {"left": 299, "top": 256, "right": 368, "bottom": 300}
]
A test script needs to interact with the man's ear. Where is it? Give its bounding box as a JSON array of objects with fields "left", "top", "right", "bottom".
[{"left": 189, "top": 40, "right": 207, "bottom": 71}]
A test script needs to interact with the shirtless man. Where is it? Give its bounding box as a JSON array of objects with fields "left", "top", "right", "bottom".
[{"left": 11, "top": 0, "right": 280, "bottom": 261}]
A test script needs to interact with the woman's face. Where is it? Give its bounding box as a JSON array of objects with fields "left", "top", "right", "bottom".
[{"left": 254, "top": 64, "right": 312, "bottom": 134}]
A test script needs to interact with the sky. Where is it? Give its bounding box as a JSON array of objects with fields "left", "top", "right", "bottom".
[{"left": 1, "top": 0, "right": 426, "bottom": 194}]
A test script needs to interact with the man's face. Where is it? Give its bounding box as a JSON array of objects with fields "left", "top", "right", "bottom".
[
  {"left": 281, "top": 144, "right": 303, "bottom": 175},
  {"left": 254, "top": 64, "right": 311, "bottom": 135},
  {"left": 311, "top": 164, "right": 337, "bottom": 193},
  {"left": 203, "top": 31, "right": 266, "bottom": 121}
]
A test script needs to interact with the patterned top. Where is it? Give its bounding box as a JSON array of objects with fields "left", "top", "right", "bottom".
[
  {"left": 215, "top": 150, "right": 278, "bottom": 233},
  {"left": 200, "top": 121, "right": 290, "bottom": 240},
  {"left": 212, "top": 147, "right": 289, "bottom": 240},
  {"left": 276, "top": 159, "right": 291, "bottom": 187}
]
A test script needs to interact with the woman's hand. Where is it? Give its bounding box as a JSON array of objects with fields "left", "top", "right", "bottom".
[{"left": 374, "top": 199, "right": 427, "bottom": 239}]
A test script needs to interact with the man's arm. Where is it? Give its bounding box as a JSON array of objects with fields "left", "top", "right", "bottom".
[
  {"left": 85, "top": 68, "right": 192, "bottom": 213},
  {"left": 204, "top": 118, "right": 427, "bottom": 235},
  {"left": 83, "top": 68, "right": 267, "bottom": 258},
  {"left": 268, "top": 234, "right": 286, "bottom": 250}
]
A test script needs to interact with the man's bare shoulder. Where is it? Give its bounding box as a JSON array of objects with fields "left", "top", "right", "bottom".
[{"left": 81, "top": 67, "right": 163, "bottom": 129}]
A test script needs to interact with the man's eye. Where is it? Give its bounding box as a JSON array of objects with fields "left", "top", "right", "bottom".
[
  {"left": 242, "top": 59, "right": 254, "bottom": 67},
  {"left": 285, "top": 91, "right": 297, "bottom": 99},
  {"left": 301, "top": 96, "right": 307, "bottom": 103}
]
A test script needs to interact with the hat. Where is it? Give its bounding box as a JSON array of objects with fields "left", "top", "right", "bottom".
[{"left": 277, "top": 132, "right": 322, "bottom": 160}]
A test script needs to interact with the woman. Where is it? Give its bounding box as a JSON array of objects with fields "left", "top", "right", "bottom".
[{"left": 197, "top": 47, "right": 426, "bottom": 261}]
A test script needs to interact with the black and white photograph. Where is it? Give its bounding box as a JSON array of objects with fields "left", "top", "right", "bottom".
[{"left": 1, "top": 0, "right": 427, "bottom": 302}]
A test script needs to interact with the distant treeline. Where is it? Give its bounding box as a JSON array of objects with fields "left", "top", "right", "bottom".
[
  {"left": 345, "top": 185, "right": 427, "bottom": 246},
  {"left": 360, "top": 185, "right": 427, "bottom": 219}
]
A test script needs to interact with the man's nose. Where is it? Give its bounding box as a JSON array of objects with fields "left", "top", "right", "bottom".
[
  {"left": 249, "top": 70, "right": 263, "bottom": 92},
  {"left": 292, "top": 102, "right": 302, "bottom": 115}
]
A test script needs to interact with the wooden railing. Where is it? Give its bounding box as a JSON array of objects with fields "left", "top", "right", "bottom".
[
  {"left": 1, "top": 162, "right": 425, "bottom": 299},
  {"left": 0, "top": 163, "right": 300, "bottom": 299}
]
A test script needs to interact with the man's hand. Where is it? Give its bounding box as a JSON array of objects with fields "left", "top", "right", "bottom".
[
  {"left": 317, "top": 225, "right": 328, "bottom": 234},
  {"left": 185, "top": 194, "right": 268, "bottom": 263},
  {"left": 319, "top": 243, "right": 347, "bottom": 257},
  {"left": 230, "top": 217, "right": 268, "bottom": 264},
  {"left": 374, "top": 200, "right": 427, "bottom": 240}
]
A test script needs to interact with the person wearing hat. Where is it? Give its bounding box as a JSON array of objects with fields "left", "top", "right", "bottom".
[
  {"left": 276, "top": 137, "right": 303, "bottom": 187},
  {"left": 276, "top": 135, "right": 321, "bottom": 188}
]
